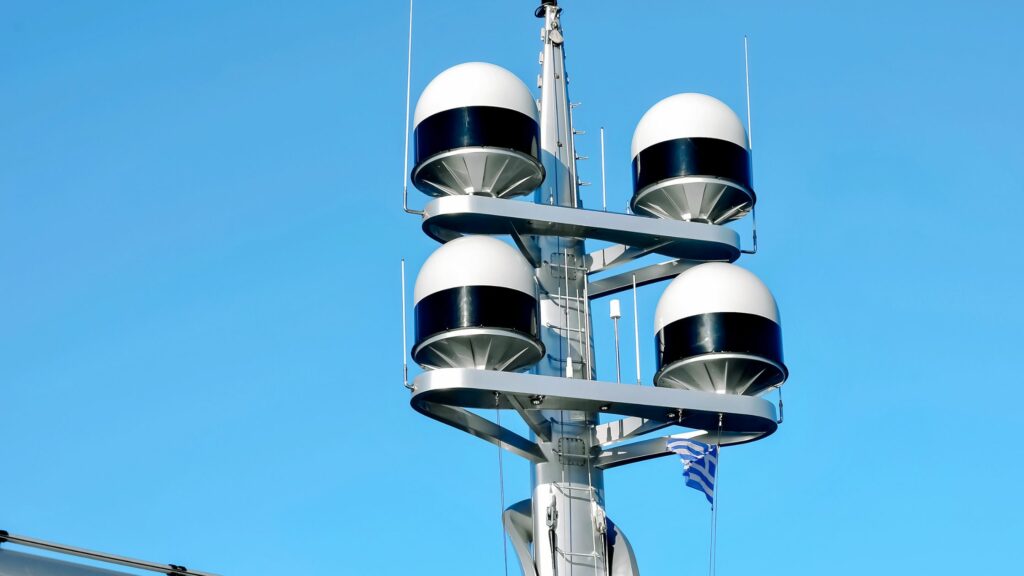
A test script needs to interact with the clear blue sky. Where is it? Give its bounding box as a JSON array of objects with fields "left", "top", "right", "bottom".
[{"left": 2, "top": 1, "right": 1022, "bottom": 574}]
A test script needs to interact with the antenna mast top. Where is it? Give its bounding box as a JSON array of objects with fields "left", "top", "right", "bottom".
[
  {"left": 401, "top": 3, "right": 789, "bottom": 575},
  {"left": 535, "top": 0, "right": 558, "bottom": 18}
]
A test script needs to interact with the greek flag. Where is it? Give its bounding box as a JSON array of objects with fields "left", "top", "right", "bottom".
[{"left": 666, "top": 437, "right": 718, "bottom": 505}]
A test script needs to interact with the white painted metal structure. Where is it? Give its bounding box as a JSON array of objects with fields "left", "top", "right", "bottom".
[{"left": 404, "top": 2, "right": 788, "bottom": 575}]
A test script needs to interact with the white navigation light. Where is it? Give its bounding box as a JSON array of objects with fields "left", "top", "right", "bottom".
[
  {"left": 412, "top": 62, "right": 544, "bottom": 198},
  {"left": 413, "top": 235, "right": 544, "bottom": 371},
  {"left": 653, "top": 262, "right": 787, "bottom": 395},
  {"left": 630, "top": 93, "right": 754, "bottom": 224}
]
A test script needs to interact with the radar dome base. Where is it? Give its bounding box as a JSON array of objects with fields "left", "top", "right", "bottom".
[
  {"left": 632, "top": 176, "right": 753, "bottom": 224},
  {"left": 413, "top": 328, "right": 544, "bottom": 371},
  {"left": 412, "top": 147, "right": 544, "bottom": 198},
  {"left": 654, "top": 353, "right": 787, "bottom": 396}
]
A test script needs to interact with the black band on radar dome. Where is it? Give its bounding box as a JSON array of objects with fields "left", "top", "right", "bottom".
[
  {"left": 415, "top": 285, "right": 539, "bottom": 344},
  {"left": 414, "top": 106, "right": 540, "bottom": 164},
  {"left": 632, "top": 137, "right": 752, "bottom": 193},
  {"left": 655, "top": 312, "right": 782, "bottom": 370}
]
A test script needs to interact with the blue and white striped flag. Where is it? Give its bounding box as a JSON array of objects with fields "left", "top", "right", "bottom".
[{"left": 666, "top": 437, "right": 718, "bottom": 505}]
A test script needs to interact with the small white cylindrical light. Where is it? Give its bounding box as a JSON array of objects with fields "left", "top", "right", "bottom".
[
  {"left": 630, "top": 93, "right": 754, "bottom": 224},
  {"left": 652, "top": 262, "right": 787, "bottom": 395},
  {"left": 413, "top": 236, "right": 543, "bottom": 371},
  {"left": 609, "top": 299, "right": 622, "bottom": 319},
  {"left": 411, "top": 62, "right": 544, "bottom": 198}
]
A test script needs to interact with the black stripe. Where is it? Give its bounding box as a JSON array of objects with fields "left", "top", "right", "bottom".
[
  {"left": 415, "top": 285, "right": 539, "bottom": 344},
  {"left": 414, "top": 106, "right": 540, "bottom": 163},
  {"left": 632, "top": 137, "right": 752, "bottom": 193},
  {"left": 655, "top": 312, "right": 782, "bottom": 370}
]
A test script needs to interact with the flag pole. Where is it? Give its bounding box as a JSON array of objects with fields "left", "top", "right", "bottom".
[{"left": 711, "top": 414, "right": 723, "bottom": 576}]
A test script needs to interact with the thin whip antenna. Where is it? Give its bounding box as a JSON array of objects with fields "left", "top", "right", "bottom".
[
  {"left": 599, "top": 127, "right": 607, "bottom": 211},
  {"left": 402, "top": 0, "right": 422, "bottom": 215},
  {"left": 739, "top": 36, "right": 758, "bottom": 255},
  {"left": 610, "top": 299, "right": 622, "bottom": 383},
  {"left": 744, "top": 35, "right": 752, "bottom": 151},
  {"left": 632, "top": 274, "right": 641, "bottom": 385},
  {"left": 401, "top": 259, "right": 413, "bottom": 390}
]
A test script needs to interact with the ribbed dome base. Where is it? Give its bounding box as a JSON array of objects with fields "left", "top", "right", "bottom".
[
  {"left": 412, "top": 148, "right": 543, "bottom": 199},
  {"left": 413, "top": 328, "right": 544, "bottom": 372},
  {"left": 632, "top": 176, "right": 753, "bottom": 224},
  {"left": 654, "top": 353, "right": 786, "bottom": 397}
]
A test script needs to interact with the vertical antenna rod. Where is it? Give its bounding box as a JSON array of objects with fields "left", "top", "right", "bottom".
[
  {"left": 741, "top": 36, "right": 758, "bottom": 255},
  {"left": 610, "top": 299, "right": 622, "bottom": 383},
  {"left": 744, "top": 35, "right": 752, "bottom": 151},
  {"left": 402, "top": 0, "right": 422, "bottom": 215},
  {"left": 632, "top": 274, "right": 641, "bottom": 385},
  {"left": 599, "top": 126, "right": 607, "bottom": 211},
  {"left": 401, "top": 259, "right": 412, "bottom": 390}
]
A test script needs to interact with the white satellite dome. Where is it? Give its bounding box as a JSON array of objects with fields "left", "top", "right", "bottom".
[
  {"left": 411, "top": 62, "right": 544, "bottom": 199},
  {"left": 630, "top": 93, "right": 755, "bottom": 224},
  {"left": 653, "top": 262, "right": 787, "bottom": 396},
  {"left": 631, "top": 93, "right": 748, "bottom": 158},
  {"left": 413, "top": 62, "right": 539, "bottom": 127},
  {"left": 413, "top": 236, "right": 543, "bottom": 371},
  {"left": 414, "top": 235, "right": 536, "bottom": 303},
  {"left": 653, "top": 263, "right": 779, "bottom": 331}
]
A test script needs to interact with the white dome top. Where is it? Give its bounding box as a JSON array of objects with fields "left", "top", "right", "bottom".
[
  {"left": 414, "top": 236, "right": 536, "bottom": 303},
  {"left": 653, "top": 262, "right": 779, "bottom": 332},
  {"left": 631, "top": 93, "right": 748, "bottom": 158},
  {"left": 413, "top": 62, "right": 538, "bottom": 127}
]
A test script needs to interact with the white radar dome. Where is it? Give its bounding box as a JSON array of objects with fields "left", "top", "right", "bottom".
[
  {"left": 411, "top": 62, "right": 544, "bottom": 199},
  {"left": 413, "top": 62, "right": 538, "bottom": 127},
  {"left": 652, "top": 263, "right": 787, "bottom": 396},
  {"left": 413, "top": 236, "right": 543, "bottom": 372},
  {"left": 630, "top": 93, "right": 755, "bottom": 224}
]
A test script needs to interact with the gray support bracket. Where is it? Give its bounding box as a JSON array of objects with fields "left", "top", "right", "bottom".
[
  {"left": 410, "top": 368, "right": 777, "bottom": 459},
  {"left": 595, "top": 428, "right": 764, "bottom": 470},
  {"left": 421, "top": 196, "right": 740, "bottom": 262},
  {"left": 508, "top": 394, "right": 553, "bottom": 442},
  {"left": 593, "top": 417, "right": 673, "bottom": 447},
  {"left": 414, "top": 401, "right": 547, "bottom": 463},
  {"left": 587, "top": 259, "right": 699, "bottom": 299},
  {"left": 503, "top": 499, "right": 540, "bottom": 576},
  {"left": 585, "top": 242, "right": 669, "bottom": 275},
  {"left": 509, "top": 223, "right": 542, "bottom": 269}
]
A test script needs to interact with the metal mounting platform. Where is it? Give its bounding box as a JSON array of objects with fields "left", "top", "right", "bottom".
[
  {"left": 421, "top": 196, "right": 741, "bottom": 262},
  {"left": 410, "top": 368, "right": 777, "bottom": 465}
]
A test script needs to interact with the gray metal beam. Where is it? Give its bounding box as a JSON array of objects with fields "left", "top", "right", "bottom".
[
  {"left": 586, "top": 243, "right": 667, "bottom": 275},
  {"left": 595, "top": 429, "right": 769, "bottom": 469},
  {"left": 410, "top": 368, "right": 777, "bottom": 450},
  {"left": 593, "top": 417, "right": 672, "bottom": 447},
  {"left": 420, "top": 195, "right": 740, "bottom": 263},
  {"left": 587, "top": 259, "right": 699, "bottom": 299},
  {"left": 413, "top": 401, "right": 547, "bottom": 462},
  {"left": 508, "top": 394, "right": 552, "bottom": 442}
]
